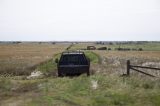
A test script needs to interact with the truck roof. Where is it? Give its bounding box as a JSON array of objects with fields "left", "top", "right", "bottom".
[{"left": 62, "top": 51, "right": 84, "bottom": 55}]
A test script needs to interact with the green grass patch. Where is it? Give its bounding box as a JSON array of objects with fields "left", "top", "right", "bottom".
[
  {"left": 107, "top": 42, "right": 160, "bottom": 51},
  {"left": 150, "top": 95, "right": 160, "bottom": 106},
  {"left": 36, "top": 53, "right": 61, "bottom": 75},
  {"left": 85, "top": 51, "right": 100, "bottom": 64},
  {"left": 25, "top": 75, "right": 160, "bottom": 106},
  {"left": 1, "top": 75, "right": 160, "bottom": 106},
  {"left": 36, "top": 51, "right": 100, "bottom": 75}
]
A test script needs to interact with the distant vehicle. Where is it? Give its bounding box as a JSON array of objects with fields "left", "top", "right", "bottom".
[
  {"left": 97, "top": 47, "right": 107, "bottom": 50},
  {"left": 55, "top": 51, "right": 90, "bottom": 77},
  {"left": 87, "top": 46, "right": 96, "bottom": 50}
]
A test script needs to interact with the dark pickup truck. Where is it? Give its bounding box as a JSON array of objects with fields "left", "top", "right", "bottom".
[{"left": 55, "top": 51, "right": 90, "bottom": 77}]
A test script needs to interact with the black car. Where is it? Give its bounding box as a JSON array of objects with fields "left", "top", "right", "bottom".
[{"left": 55, "top": 51, "right": 90, "bottom": 77}]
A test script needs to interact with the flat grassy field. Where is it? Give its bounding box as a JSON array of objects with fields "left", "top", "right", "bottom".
[
  {"left": 71, "top": 42, "right": 160, "bottom": 51},
  {"left": 0, "top": 43, "right": 69, "bottom": 75},
  {"left": 0, "top": 42, "right": 160, "bottom": 106}
]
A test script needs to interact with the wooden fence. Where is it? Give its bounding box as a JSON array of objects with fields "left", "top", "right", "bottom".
[{"left": 127, "top": 60, "right": 160, "bottom": 77}]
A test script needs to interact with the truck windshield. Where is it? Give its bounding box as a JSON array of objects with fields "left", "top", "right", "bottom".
[{"left": 59, "top": 54, "right": 88, "bottom": 65}]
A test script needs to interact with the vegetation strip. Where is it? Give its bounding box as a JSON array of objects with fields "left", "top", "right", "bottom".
[
  {"left": 1, "top": 75, "right": 160, "bottom": 105},
  {"left": 36, "top": 51, "right": 100, "bottom": 76}
]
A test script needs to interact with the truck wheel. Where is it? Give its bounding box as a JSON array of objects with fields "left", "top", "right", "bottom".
[
  {"left": 58, "top": 72, "right": 62, "bottom": 77},
  {"left": 87, "top": 71, "right": 90, "bottom": 76}
]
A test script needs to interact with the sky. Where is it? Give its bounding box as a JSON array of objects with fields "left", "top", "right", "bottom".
[{"left": 0, "top": 0, "right": 160, "bottom": 41}]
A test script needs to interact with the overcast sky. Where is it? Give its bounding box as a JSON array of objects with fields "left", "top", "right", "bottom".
[{"left": 0, "top": 0, "right": 160, "bottom": 41}]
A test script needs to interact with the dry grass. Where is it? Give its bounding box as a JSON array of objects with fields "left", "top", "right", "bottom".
[
  {"left": 72, "top": 43, "right": 160, "bottom": 77},
  {"left": 91, "top": 50, "right": 160, "bottom": 78},
  {"left": 94, "top": 51, "right": 160, "bottom": 60},
  {"left": 0, "top": 43, "right": 69, "bottom": 75}
]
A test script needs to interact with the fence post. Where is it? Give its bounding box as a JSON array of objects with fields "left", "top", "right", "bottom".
[{"left": 127, "top": 60, "right": 130, "bottom": 76}]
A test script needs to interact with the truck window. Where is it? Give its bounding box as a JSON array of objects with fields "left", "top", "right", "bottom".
[{"left": 59, "top": 54, "right": 88, "bottom": 65}]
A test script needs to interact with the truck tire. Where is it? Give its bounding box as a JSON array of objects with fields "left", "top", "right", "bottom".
[
  {"left": 58, "top": 72, "right": 62, "bottom": 77},
  {"left": 87, "top": 71, "right": 90, "bottom": 76}
]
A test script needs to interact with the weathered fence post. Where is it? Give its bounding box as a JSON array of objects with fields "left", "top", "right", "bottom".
[
  {"left": 127, "top": 60, "right": 130, "bottom": 76},
  {"left": 125, "top": 60, "right": 160, "bottom": 77}
]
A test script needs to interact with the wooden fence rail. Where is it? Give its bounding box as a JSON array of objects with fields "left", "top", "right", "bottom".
[{"left": 127, "top": 60, "right": 160, "bottom": 77}]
